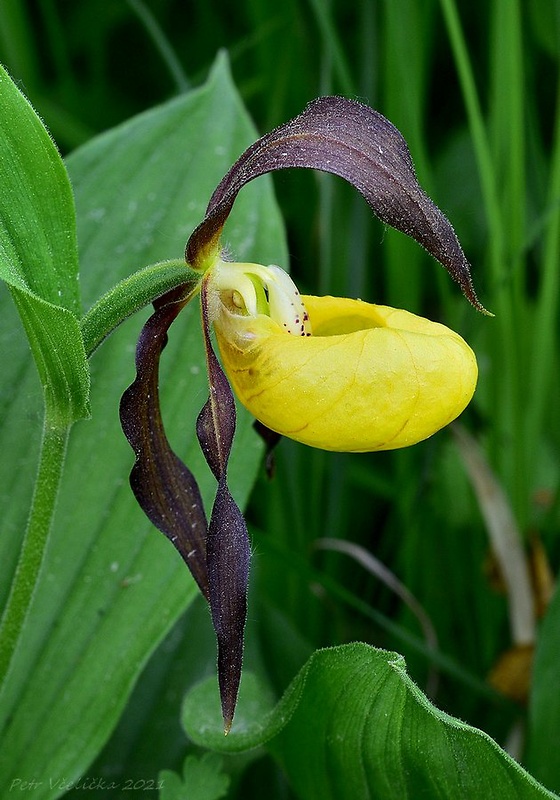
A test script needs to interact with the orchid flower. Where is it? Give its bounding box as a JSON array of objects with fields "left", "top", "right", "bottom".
[{"left": 119, "top": 97, "right": 486, "bottom": 732}]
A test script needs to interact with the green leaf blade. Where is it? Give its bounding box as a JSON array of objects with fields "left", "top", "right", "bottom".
[
  {"left": 183, "top": 643, "right": 558, "bottom": 800},
  {"left": 9, "top": 288, "right": 90, "bottom": 423},
  {"left": 0, "top": 64, "right": 80, "bottom": 313},
  {"left": 0, "top": 64, "right": 88, "bottom": 424}
]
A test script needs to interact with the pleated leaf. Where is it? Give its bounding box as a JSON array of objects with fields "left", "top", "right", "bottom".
[{"left": 183, "top": 643, "right": 557, "bottom": 799}]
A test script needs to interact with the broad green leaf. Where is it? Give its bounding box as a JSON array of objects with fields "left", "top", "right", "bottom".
[
  {"left": 526, "top": 582, "right": 560, "bottom": 794},
  {"left": 63, "top": 598, "right": 218, "bottom": 793},
  {"left": 183, "top": 643, "right": 558, "bottom": 799},
  {"left": 0, "top": 64, "right": 89, "bottom": 423},
  {"left": 0, "top": 52, "right": 286, "bottom": 798}
]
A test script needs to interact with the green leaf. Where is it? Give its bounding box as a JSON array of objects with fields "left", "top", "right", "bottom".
[
  {"left": 9, "top": 290, "right": 90, "bottom": 424},
  {"left": 0, "top": 52, "right": 286, "bottom": 798},
  {"left": 526, "top": 582, "right": 560, "bottom": 794},
  {"left": 182, "top": 670, "right": 278, "bottom": 753},
  {"left": 0, "top": 64, "right": 89, "bottom": 423},
  {"left": 159, "top": 753, "right": 230, "bottom": 800},
  {"left": 0, "top": 65, "right": 80, "bottom": 311},
  {"left": 182, "top": 643, "right": 558, "bottom": 799}
]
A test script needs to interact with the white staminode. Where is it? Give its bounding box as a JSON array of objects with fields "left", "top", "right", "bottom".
[
  {"left": 214, "top": 261, "right": 312, "bottom": 337},
  {"left": 261, "top": 265, "right": 312, "bottom": 337}
]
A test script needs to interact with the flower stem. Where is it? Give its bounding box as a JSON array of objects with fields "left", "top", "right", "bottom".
[
  {"left": 0, "top": 417, "right": 69, "bottom": 723},
  {"left": 80, "top": 259, "right": 199, "bottom": 357}
]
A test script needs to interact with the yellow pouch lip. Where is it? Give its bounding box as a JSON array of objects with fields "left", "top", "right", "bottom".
[{"left": 213, "top": 294, "right": 478, "bottom": 452}]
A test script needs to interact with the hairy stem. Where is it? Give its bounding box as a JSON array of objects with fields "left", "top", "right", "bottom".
[
  {"left": 80, "top": 259, "right": 199, "bottom": 357},
  {"left": 0, "top": 418, "right": 69, "bottom": 727}
]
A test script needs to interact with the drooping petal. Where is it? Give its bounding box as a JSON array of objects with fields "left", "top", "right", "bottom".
[
  {"left": 196, "top": 286, "right": 237, "bottom": 480},
  {"left": 119, "top": 284, "right": 210, "bottom": 599},
  {"left": 187, "top": 96, "right": 486, "bottom": 312},
  {"left": 120, "top": 275, "right": 250, "bottom": 729},
  {"left": 212, "top": 294, "right": 478, "bottom": 453},
  {"left": 205, "top": 478, "right": 249, "bottom": 734},
  {"left": 197, "top": 277, "right": 250, "bottom": 732}
]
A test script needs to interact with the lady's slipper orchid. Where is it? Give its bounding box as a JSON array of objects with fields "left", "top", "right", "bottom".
[
  {"left": 120, "top": 96, "right": 486, "bottom": 732},
  {"left": 207, "top": 260, "right": 478, "bottom": 452}
]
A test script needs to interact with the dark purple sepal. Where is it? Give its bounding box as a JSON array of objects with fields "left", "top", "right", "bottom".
[
  {"left": 187, "top": 96, "right": 486, "bottom": 312},
  {"left": 119, "top": 283, "right": 210, "bottom": 600},
  {"left": 197, "top": 277, "right": 251, "bottom": 731}
]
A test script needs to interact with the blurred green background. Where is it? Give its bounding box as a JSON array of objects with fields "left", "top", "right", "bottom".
[{"left": 1, "top": 0, "right": 559, "bottom": 794}]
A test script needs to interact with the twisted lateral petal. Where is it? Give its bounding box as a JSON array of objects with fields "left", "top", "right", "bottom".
[{"left": 213, "top": 295, "right": 478, "bottom": 452}]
